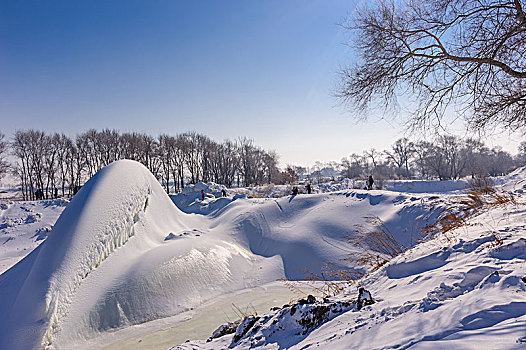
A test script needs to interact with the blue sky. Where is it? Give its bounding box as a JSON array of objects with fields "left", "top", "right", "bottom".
[{"left": 0, "top": 1, "right": 521, "bottom": 166}]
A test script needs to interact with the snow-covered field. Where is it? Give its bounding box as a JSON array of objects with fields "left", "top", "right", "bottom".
[
  {"left": 1, "top": 160, "right": 524, "bottom": 349},
  {"left": 0, "top": 198, "right": 67, "bottom": 273}
]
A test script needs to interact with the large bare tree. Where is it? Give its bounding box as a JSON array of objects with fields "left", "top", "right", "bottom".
[
  {"left": 0, "top": 133, "right": 8, "bottom": 182},
  {"left": 339, "top": 0, "right": 526, "bottom": 131}
]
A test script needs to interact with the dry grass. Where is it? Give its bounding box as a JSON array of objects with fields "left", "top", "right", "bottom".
[
  {"left": 231, "top": 302, "right": 258, "bottom": 319},
  {"left": 292, "top": 178, "right": 516, "bottom": 296},
  {"left": 421, "top": 178, "right": 516, "bottom": 245},
  {"left": 285, "top": 264, "right": 364, "bottom": 298},
  {"left": 347, "top": 216, "right": 407, "bottom": 272}
]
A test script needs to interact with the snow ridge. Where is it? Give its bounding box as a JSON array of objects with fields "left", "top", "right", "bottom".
[
  {"left": 0, "top": 160, "right": 164, "bottom": 349},
  {"left": 42, "top": 186, "right": 151, "bottom": 348}
]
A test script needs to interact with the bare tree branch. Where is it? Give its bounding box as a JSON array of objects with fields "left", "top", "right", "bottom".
[{"left": 338, "top": 0, "right": 526, "bottom": 131}]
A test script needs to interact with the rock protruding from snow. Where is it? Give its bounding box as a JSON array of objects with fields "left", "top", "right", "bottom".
[{"left": 172, "top": 296, "right": 354, "bottom": 350}]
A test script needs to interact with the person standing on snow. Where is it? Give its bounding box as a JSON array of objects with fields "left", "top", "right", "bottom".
[
  {"left": 305, "top": 183, "right": 312, "bottom": 194},
  {"left": 366, "top": 175, "right": 374, "bottom": 190},
  {"left": 201, "top": 189, "right": 205, "bottom": 201}
]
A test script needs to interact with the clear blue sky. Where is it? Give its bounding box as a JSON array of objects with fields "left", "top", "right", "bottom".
[{"left": 0, "top": 1, "right": 521, "bottom": 166}]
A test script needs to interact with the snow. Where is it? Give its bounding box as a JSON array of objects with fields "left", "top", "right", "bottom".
[
  {"left": 1, "top": 160, "right": 526, "bottom": 350},
  {"left": 86, "top": 281, "right": 309, "bottom": 350},
  {"left": 174, "top": 172, "right": 526, "bottom": 349},
  {"left": 383, "top": 179, "right": 469, "bottom": 193},
  {"left": 0, "top": 199, "right": 67, "bottom": 273}
]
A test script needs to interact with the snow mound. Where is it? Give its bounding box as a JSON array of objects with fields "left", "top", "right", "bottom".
[
  {"left": 170, "top": 182, "right": 230, "bottom": 214},
  {"left": 383, "top": 179, "right": 468, "bottom": 193},
  {"left": 494, "top": 165, "right": 526, "bottom": 194},
  {"left": 0, "top": 160, "right": 195, "bottom": 349}
]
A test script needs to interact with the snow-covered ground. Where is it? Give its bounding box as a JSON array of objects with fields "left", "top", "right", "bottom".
[
  {"left": 0, "top": 199, "right": 67, "bottom": 273},
  {"left": 173, "top": 169, "right": 526, "bottom": 350},
  {"left": 1, "top": 161, "right": 524, "bottom": 349}
]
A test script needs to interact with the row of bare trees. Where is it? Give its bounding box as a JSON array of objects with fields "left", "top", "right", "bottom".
[
  {"left": 341, "top": 136, "right": 524, "bottom": 181},
  {"left": 5, "top": 129, "right": 280, "bottom": 200}
]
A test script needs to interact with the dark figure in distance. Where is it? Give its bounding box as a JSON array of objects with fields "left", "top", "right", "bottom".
[
  {"left": 222, "top": 189, "right": 227, "bottom": 197},
  {"left": 357, "top": 287, "right": 374, "bottom": 310},
  {"left": 291, "top": 186, "right": 299, "bottom": 196},
  {"left": 305, "top": 183, "right": 312, "bottom": 194},
  {"left": 366, "top": 175, "right": 374, "bottom": 190},
  {"left": 54, "top": 187, "right": 58, "bottom": 198},
  {"left": 201, "top": 190, "right": 205, "bottom": 201}
]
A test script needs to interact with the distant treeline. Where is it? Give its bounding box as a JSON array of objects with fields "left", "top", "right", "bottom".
[
  {"left": 300, "top": 136, "right": 526, "bottom": 183},
  {"left": 1, "top": 129, "right": 280, "bottom": 200},
  {"left": 0, "top": 130, "right": 524, "bottom": 201}
]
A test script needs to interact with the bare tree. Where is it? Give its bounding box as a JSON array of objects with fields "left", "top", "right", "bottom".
[
  {"left": 0, "top": 133, "right": 8, "bottom": 182},
  {"left": 484, "top": 146, "right": 515, "bottom": 175},
  {"left": 43, "top": 134, "right": 59, "bottom": 198},
  {"left": 341, "top": 153, "right": 366, "bottom": 179},
  {"left": 463, "top": 138, "right": 487, "bottom": 178},
  {"left": 339, "top": 0, "right": 526, "bottom": 131},
  {"left": 364, "top": 148, "right": 380, "bottom": 169},
  {"left": 518, "top": 141, "right": 526, "bottom": 165},
  {"left": 385, "top": 138, "right": 414, "bottom": 178},
  {"left": 216, "top": 140, "right": 239, "bottom": 187},
  {"left": 284, "top": 165, "right": 298, "bottom": 184},
  {"left": 55, "top": 134, "right": 73, "bottom": 196},
  {"left": 263, "top": 151, "right": 279, "bottom": 184},
  {"left": 12, "top": 132, "right": 31, "bottom": 200},
  {"left": 158, "top": 134, "right": 174, "bottom": 193}
]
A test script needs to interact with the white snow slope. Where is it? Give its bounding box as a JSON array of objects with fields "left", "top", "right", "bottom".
[
  {"left": 173, "top": 168, "right": 526, "bottom": 350},
  {"left": 0, "top": 199, "right": 67, "bottom": 273},
  {"left": 0, "top": 160, "right": 453, "bottom": 349}
]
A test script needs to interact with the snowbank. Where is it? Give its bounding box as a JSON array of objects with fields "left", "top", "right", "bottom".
[
  {"left": 0, "top": 161, "right": 208, "bottom": 349},
  {"left": 169, "top": 182, "right": 231, "bottom": 215},
  {"left": 7, "top": 162, "right": 430, "bottom": 349},
  {"left": 0, "top": 199, "right": 67, "bottom": 273},
  {"left": 6, "top": 163, "right": 518, "bottom": 349},
  {"left": 175, "top": 169, "right": 526, "bottom": 349},
  {"left": 494, "top": 166, "right": 526, "bottom": 194},
  {"left": 383, "top": 179, "right": 469, "bottom": 193}
]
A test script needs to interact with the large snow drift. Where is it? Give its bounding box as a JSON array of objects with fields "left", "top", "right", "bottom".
[
  {"left": 0, "top": 161, "right": 190, "bottom": 348},
  {"left": 0, "top": 160, "right": 452, "bottom": 349}
]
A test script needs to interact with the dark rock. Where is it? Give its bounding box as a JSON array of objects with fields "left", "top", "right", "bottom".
[
  {"left": 290, "top": 305, "right": 297, "bottom": 316},
  {"left": 233, "top": 316, "right": 260, "bottom": 343},
  {"left": 297, "top": 305, "right": 331, "bottom": 335},
  {"left": 209, "top": 320, "right": 240, "bottom": 340}
]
